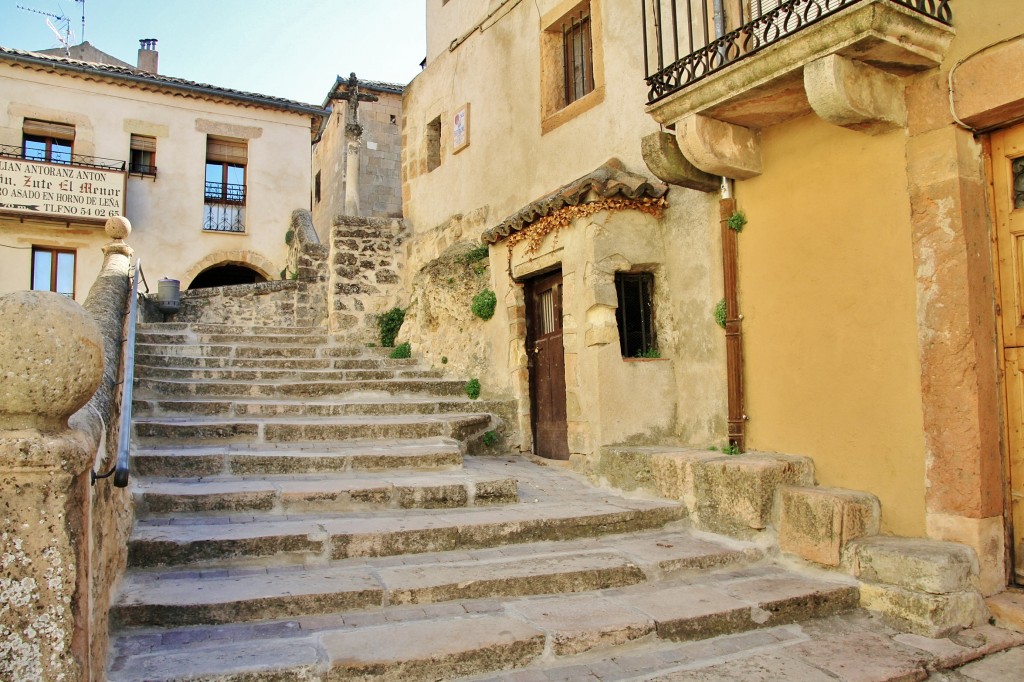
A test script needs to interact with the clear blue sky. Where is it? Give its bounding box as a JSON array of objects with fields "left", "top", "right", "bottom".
[{"left": 0, "top": 0, "right": 426, "bottom": 104}]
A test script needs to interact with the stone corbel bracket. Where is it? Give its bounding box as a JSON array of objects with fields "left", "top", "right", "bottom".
[
  {"left": 805, "top": 54, "right": 907, "bottom": 135},
  {"left": 676, "top": 114, "right": 763, "bottom": 180},
  {"left": 641, "top": 131, "right": 721, "bottom": 193}
]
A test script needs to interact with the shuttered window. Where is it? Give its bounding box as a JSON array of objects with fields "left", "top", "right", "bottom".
[
  {"left": 23, "top": 119, "right": 74, "bottom": 164},
  {"left": 206, "top": 137, "right": 248, "bottom": 164},
  {"left": 129, "top": 134, "right": 157, "bottom": 175}
]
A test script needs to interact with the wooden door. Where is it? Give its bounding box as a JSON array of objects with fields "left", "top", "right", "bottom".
[
  {"left": 993, "top": 123, "right": 1024, "bottom": 585},
  {"left": 526, "top": 270, "right": 569, "bottom": 460}
]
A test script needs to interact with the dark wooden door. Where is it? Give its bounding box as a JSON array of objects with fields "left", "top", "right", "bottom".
[{"left": 526, "top": 270, "right": 569, "bottom": 459}]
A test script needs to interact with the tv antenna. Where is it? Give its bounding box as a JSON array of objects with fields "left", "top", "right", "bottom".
[{"left": 17, "top": 1, "right": 87, "bottom": 53}]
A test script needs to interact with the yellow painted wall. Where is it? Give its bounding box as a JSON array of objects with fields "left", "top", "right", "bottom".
[{"left": 739, "top": 114, "right": 927, "bottom": 537}]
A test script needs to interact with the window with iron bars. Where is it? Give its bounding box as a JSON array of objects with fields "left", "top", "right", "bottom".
[
  {"left": 615, "top": 272, "right": 657, "bottom": 358},
  {"left": 203, "top": 136, "right": 247, "bottom": 233},
  {"left": 562, "top": 5, "right": 594, "bottom": 107}
]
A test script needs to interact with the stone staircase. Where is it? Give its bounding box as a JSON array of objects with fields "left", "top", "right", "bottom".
[{"left": 106, "top": 322, "right": 861, "bottom": 681}]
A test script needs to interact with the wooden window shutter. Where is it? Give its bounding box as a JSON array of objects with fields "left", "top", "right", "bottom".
[
  {"left": 206, "top": 137, "right": 248, "bottom": 164},
  {"left": 23, "top": 119, "right": 76, "bottom": 140},
  {"left": 130, "top": 134, "right": 156, "bottom": 152}
]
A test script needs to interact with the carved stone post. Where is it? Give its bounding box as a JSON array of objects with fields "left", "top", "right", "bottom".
[{"left": 0, "top": 291, "right": 104, "bottom": 681}]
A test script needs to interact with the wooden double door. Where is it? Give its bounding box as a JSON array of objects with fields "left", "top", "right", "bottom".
[
  {"left": 993, "top": 123, "right": 1024, "bottom": 586},
  {"left": 526, "top": 270, "right": 569, "bottom": 460}
]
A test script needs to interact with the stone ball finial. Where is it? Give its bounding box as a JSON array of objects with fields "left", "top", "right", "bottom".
[
  {"left": 105, "top": 215, "right": 132, "bottom": 241},
  {"left": 0, "top": 291, "right": 104, "bottom": 432}
]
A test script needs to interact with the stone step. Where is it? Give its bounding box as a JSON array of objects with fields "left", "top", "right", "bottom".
[
  {"left": 125, "top": 498, "right": 687, "bottom": 568},
  {"left": 132, "top": 396, "right": 509, "bottom": 419},
  {"left": 133, "top": 353, "right": 416, "bottom": 370},
  {"left": 136, "top": 331, "right": 332, "bottom": 346},
  {"left": 111, "top": 529, "right": 760, "bottom": 628},
  {"left": 135, "top": 343, "right": 366, "bottom": 359},
  {"left": 132, "top": 471, "right": 519, "bottom": 516},
  {"left": 133, "top": 413, "right": 491, "bottom": 445},
  {"left": 134, "top": 376, "right": 469, "bottom": 399},
  {"left": 107, "top": 563, "right": 857, "bottom": 681},
  {"left": 134, "top": 365, "right": 440, "bottom": 382},
  {"left": 132, "top": 438, "right": 465, "bottom": 477},
  {"left": 138, "top": 323, "right": 326, "bottom": 336}
]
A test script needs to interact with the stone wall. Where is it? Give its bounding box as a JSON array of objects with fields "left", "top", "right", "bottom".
[{"left": 329, "top": 215, "right": 406, "bottom": 339}]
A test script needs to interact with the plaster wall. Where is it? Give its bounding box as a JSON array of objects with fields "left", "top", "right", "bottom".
[
  {"left": 737, "top": 114, "right": 927, "bottom": 537},
  {"left": 403, "top": 0, "right": 725, "bottom": 454},
  {"left": 0, "top": 62, "right": 313, "bottom": 298}
]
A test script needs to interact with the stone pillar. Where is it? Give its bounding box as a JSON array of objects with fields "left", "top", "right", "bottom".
[
  {"left": 0, "top": 292, "right": 105, "bottom": 681},
  {"left": 344, "top": 135, "right": 361, "bottom": 216}
]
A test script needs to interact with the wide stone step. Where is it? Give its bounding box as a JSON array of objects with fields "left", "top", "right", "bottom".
[
  {"left": 107, "top": 563, "right": 857, "bottom": 681},
  {"left": 132, "top": 438, "right": 465, "bottom": 477},
  {"left": 133, "top": 396, "right": 509, "bottom": 419},
  {"left": 138, "top": 323, "right": 326, "bottom": 336},
  {"left": 135, "top": 331, "right": 331, "bottom": 346},
  {"left": 132, "top": 471, "right": 519, "bottom": 516},
  {"left": 133, "top": 353, "right": 416, "bottom": 370},
  {"left": 134, "top": 376, "right": 468, "bottom": 399},
  {"left": 112, "top": 528, "right": 763, "bottom": 628},
  {"left": 126, "top": 498, "right": 687, "bottom": 568},
  {"left": 133, "top": 413, "right": 491, "bottom": 444},
  {"left": 134, "top": 365, "right": 439, "bottom": 382}
]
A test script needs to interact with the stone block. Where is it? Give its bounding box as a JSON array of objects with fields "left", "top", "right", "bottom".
[
  {"left": 847, "top": 536, "right": 979, "bottom": 594},
  {"left": 693, "top": 453, "right": 814, "bottom": 535},
  {"left": 595, "top": 447, "right": 654, "bottom": 491},
  {"left": 986, "top": 591, "right": 1024, "bottom": 634},
  {"left": 650, "top": 449, "right": 723, "bottom": 508},
  {"left": 777, "top": 485, "right": 880, "bottom": 567},
  {"left": 859, "top": 581, "right": 989, "bottom": 638}
]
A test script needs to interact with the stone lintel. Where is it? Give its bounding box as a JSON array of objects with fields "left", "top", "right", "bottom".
[
  {"left": 640, "top": 132, "right": 720, "bottom": 193},
  {"left": 675, "top": 115, "right": 762, "bottom": 180},
  {"left": 645, "top": 0, "right": 952, "bottom": 131},
  {"left": 951, "top": 36, "right": 1024, "bottom": 131},
  {"left": 805, "top": 53, "right": 907, "bottom": 134}
]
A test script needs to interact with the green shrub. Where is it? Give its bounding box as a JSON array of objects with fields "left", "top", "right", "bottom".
[
  {"left": 284, "top": 229, "right": 295, "bottom": 245},
  {"left": 377, "top": 307, "right": 405, "bottom": 347},
  {"left": 482, "top": 430, "right": 500, "bottom": 448},
  {"left": 389, "top": 342, "right": 411, "bottom": 359},
  {"left": 465, "top": 378, "right": 481, "bottom": 400},
  {"left": 441, "top": 356, "right": 448, "bottom": 364},
  {"left": 635, "top": 347, "right": 661, "bottom": 359},
  {"left": 471, "top": 289, "right": 497, "bottom": 321}
]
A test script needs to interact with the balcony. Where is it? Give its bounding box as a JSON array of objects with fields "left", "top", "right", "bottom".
[
  {"left": 639, "top": 0, "right": 955, "bottom": 184},
  {"left": 0, "top": 143, "right": 126, "bottom": 171},
  {"left": 203, "top": 181, "right": 246, "bottom": 233}
]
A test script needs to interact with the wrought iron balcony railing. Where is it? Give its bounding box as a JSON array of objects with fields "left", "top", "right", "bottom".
[
  {"left": 204, "top": 181, "right": 246, "bottom": 205},
  {"left": 0, "top": 143, "right": 126, "bottom": 171},
  {"left": 642, "top": 0, "right": 953, "bottom": 105}
]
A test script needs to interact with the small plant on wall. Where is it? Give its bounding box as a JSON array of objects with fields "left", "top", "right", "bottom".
[
  {"left": 714, "top": 299, "right": 727, "bottom": 329},
  {"left": 465, "top": 378, "right": 481, "bottom": 400},
  {"left": 377, "top": 307, "right": 406, "bottom": 347},
  {"left": 727, "top": 211, "right": 747, "bottom": 232},
  {"left": 388, "top": 342, "right": 411, "bottom": 359},
  {"left": 471, "top": 289, "right": 497, "bottom": 320},
  {"left": 482, "top": 430, "right": 500, "bottom": 448}
]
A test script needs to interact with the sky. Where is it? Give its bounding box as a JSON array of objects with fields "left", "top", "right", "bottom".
[{"left": 0, "top": 0, "right": 427, "bottom": 105}]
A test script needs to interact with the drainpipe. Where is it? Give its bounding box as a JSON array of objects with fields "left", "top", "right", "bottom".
[
  {"left": 713, "top": 0, "right": 727, "bottom": 39},
  {"left": 720, "top": 177, "right": 746, "bottom": 452}
]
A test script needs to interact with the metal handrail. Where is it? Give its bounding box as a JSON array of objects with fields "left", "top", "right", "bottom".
[
  {"left": 93, "top": 258, "right": 141, "bottom": 487},
  {"left": 0, "top": 142, "right": 127, "bottom": 171}
]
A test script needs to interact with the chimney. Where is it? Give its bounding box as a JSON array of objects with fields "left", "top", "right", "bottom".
[{"left": 137, "top": 38, "right": 158, "bottom": 74}]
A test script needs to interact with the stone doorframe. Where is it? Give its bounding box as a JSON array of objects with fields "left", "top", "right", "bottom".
[
  {"left": 906, "top": 36, "right": 1024, "bottom": 596},
  {"left": 182, "top": 250, "right": 277, "bottom": 287}
]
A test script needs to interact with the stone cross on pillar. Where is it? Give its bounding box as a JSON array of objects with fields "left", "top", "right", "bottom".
[{"left": 337, "top": 72, "right": 379, "bottom": 217}]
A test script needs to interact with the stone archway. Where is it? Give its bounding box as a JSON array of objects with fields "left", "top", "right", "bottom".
[{"left": 182, "top": 250, "right": 277, "bottom": 289}]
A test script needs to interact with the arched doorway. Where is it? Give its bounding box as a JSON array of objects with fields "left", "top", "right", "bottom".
[{"left": 188, "top": 263, "right": 267, "bottom": 289}]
